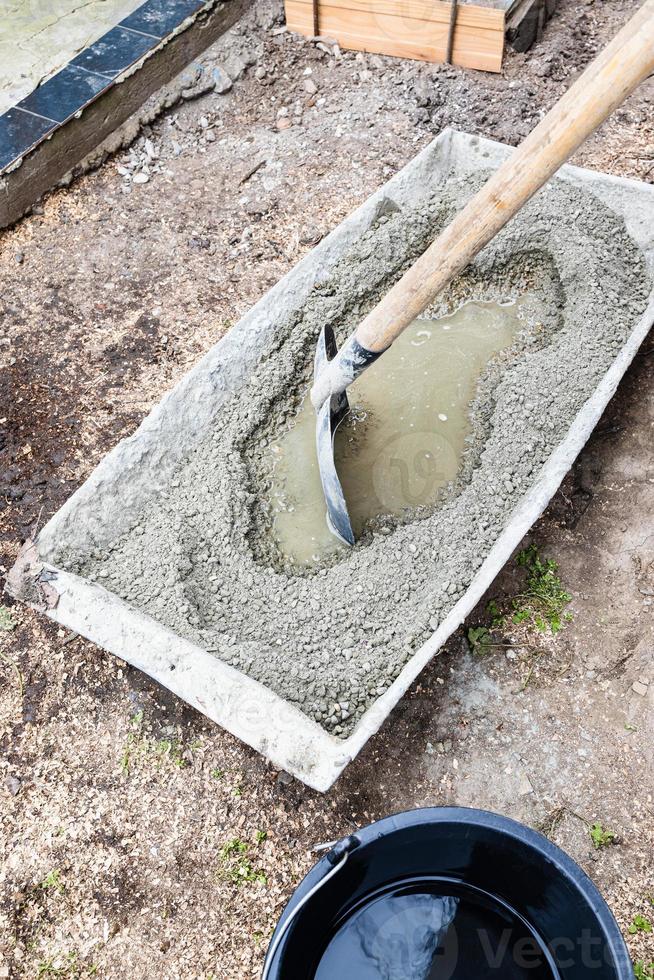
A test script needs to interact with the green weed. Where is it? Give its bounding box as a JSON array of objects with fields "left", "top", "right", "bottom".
[
  {"left": 218, "top": 838, "right": 267, "bottom": 887},
  {"left": 0, "top": 605, "right": 17, "bottom": 631},
  {"left": 512, "top": 545, "right": 572, "bottom": 633},
  {"left": 629, "top": 915, "right": 653, "bottom": 935},
  {"left": 39, "top": 870, "right": 64, "bottom": 894},
  {"left": 467, "top": 626, "right": 494, "bottom": 655},
  {"left": 589, "top": 822, "right": 617, "bottom": 849},
  {"left": 120, "top": 712, "right": 189, "bottom": 774},
  {"left": 154, "top": 738, "right": 187, "bottom": 768},
  {"left": 35, "top": 951, "right": 94, "bottom": 977},
  {"left": 210, "top": 768, "right": 224, "bottom": 780},
  {"left": 467, "top": 548, "right": 571, "bottom": 663},
  {"left": 486, "top": 599, "right": 504, "bottom": 628},
  {"left": 634, "top": 962, "right": 654, "bottom": 980}
]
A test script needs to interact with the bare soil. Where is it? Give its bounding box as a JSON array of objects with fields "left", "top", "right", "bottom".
[{"left": 1, "top": 1, "right": 653, "bottom": 977}]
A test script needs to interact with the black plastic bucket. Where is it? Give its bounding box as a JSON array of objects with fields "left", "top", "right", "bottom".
[{"left": 263, "top": 807, "right": 631, "bottom": 979}]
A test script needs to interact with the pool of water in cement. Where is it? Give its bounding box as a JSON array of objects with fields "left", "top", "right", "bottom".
[{"left": 266, "top": 297, "right": 535, "bottom": 565}]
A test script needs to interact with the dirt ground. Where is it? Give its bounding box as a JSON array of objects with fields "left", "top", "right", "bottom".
[{"left": 1, "top": 0, "right": 653, "bottom": 977}]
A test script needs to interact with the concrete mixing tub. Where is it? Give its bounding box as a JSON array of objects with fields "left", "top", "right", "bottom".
[{"left": 8, "top": 129, "right": 654, "bottom": 791}]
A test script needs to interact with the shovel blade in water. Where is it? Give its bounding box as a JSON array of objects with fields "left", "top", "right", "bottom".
[{"left": 314, "top": 325, "right": 355, "bottom": 546}]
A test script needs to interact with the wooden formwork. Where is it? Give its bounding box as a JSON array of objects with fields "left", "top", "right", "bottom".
[{"left": 284, "top": 0, "right": 507, "bottom": 73}]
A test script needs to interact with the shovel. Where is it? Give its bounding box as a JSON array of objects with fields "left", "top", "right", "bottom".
[{"left": 311, "top": 0, "right": 654, "bottom": 546}]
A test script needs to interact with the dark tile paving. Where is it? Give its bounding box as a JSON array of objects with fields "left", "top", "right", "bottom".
[
  {"left": 0, "top": 0, "right": 208, "bottom": 175},
  {"left": 71, "top": 25, "right": 157, "bottom": 78},
  {"left": 18, "top": 65, "right": 111, "bottom": 124},
  {"left": 121, "top": 0, "right": 207, "bottom": 38},
  {"left": 0, "top": 107, "right": 57, "bottom": 171}
]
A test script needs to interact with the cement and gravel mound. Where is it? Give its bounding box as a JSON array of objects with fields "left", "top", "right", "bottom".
[{"left": 55, "top": 174, "right": 650, "bottom": 737}]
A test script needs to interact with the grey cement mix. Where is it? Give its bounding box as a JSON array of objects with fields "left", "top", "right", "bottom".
[{"left": 47, "top": 171, "right": 650, "bottom": 738}]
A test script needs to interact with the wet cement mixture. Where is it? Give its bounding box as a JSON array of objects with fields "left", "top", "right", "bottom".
[{"left": 50, "top": 173, "right": 650, "bottom": 737}]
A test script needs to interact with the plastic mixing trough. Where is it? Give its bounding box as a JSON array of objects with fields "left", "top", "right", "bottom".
[{"left": 8, "top": 129, "right": 654, "bottom": 791}]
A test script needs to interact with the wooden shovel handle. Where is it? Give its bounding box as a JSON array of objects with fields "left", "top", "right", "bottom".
[{"left": 356, "top": 0, "right": 654, "bottom": 354}]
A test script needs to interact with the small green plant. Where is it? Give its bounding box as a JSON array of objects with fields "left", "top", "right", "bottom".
[
  {"left": 40, "top": 869, "right": 64, "bottom": 893},
  {"left": 486, "top": 599, "right": 504, "bottom": 628},
  {"left": 255, "top": 830, "right": 267, "bottom": 844},
  {"left": 120, "top": 712, "right": 189, "bottom": 774},
  {"left": 219, "top": 838, "right": 267, "bottom": 887},
  {"left": 210, "top": 768, "right": 224, "bottom": 780},
  {"left": 466, "top": 549, "right": 571, "bottom": 664},
  {"left": 629, "top": 914, "right": 653, "bottom": 935},
  {"left": 120, "top": 711, "right": 144, "bottom": 774},
  {"left": 634, "top": 961, "right": 654, "bottom": 980},
  {"left": 467, "top": 626, "right": 493, "bottom": 655},
  {"left": 35, "top": 951, "right": 90, "bottom": 977},
  {"left": 512, "top": 545, "right": 572, "bottom": 633},
  {"left": 154, "top": 738, "right": 187, "bottom": 768},
  {"left": 589, "top": 822, "right": 617, "bottom": 849},
  {"left": 0, "top": 605, "right": 17, "bottom": 631}
]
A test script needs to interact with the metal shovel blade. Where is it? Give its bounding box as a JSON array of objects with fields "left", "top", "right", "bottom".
[{"left": 314, "top": 324, "right": 355, "bottom": 546}]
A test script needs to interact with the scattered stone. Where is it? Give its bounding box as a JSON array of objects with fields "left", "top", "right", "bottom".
[
  {"left": 632, "top": 680, "right": 648, "bottom": 696},
  {"left": 518, "top": 772, "right": 534, "bottom": 796},
  {"left": 222, "top": 50, "right": 255, "bottom": 82},
  {"left": 212, "top": 66, "right": 233, "bottom": 94},
  {"left": 244, "top": 198, "right": 276, "bottom": 216},
  {"left": 316, "top": 38, "right": 340, "bottom": 57},
  {"left": 299, "top": 226, "right": 324, "bottom": 246},
  {"left": 276, "top": 116, "right": 291, "bottom": 131},
  {"left": 14, "top": 252, "right": 24, "bottom": 264},
  {"left": 276, "top": 770, "right": 293, "bottom": 786},
  {"left": 181, "top": 74, "right": 216, "bottom": 100},
  {"left": 132, "top": 173, "right": 149, "bottom": 184},
  {"left": 4, "top": 776, "right": 20, "bottom": 796},
  {"left": 303, "top": 78, "right": 318, "bottom": 95}
]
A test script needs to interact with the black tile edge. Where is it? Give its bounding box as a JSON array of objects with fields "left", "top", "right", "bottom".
[
  {"left": 17, "top": 64, "right": 113, "bottom": 125},
  {"left": 119, "top": 0, "right": 209, "bottom": 39},
  {"left": 0, "top": 108, "right": 57, "bottom": 174},
  {"left": 70, "top": 25, "right": 159, "bottom": 78}
]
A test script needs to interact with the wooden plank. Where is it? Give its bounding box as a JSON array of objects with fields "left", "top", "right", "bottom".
[
  {"left": 286, "top": 1, "right": 505, "bottom": 72},
  {"left": 290, "top": 0, "right": 504, "bottom": 31}
]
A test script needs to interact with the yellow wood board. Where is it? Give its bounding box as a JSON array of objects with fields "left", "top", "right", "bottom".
[{"left": 285, "top": 0, "right": 505, "bottom": 72}]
